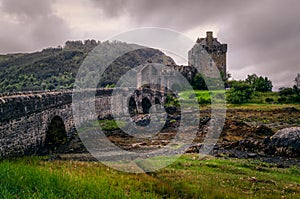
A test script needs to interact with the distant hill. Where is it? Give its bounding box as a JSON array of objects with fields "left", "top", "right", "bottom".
[{"left": 0, "top": 40, "right": 174, "bottom": 93}]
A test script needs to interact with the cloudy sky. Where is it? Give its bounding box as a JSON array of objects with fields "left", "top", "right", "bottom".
[{"left": 0, "top": 0, "right": 299, "bottom": 89}]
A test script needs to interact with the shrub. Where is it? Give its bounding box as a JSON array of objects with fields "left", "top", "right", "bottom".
[
  {"left": 227, "top": 81, "right": 253, "bottom": 104},
  {"left": 265, "top": 97, "right": 274, "bottom": 103},
  {"left": 198, "top": 97, "right": 211, "bottom": 105}
]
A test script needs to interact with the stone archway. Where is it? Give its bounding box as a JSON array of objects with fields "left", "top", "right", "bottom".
[
  {"left": 142, "top": 97, "right": 152, "bottom": 114},
  {"left": 128, "top": 96, "right": 138, "bottom": 117},
  {"left": 44, "top": 116, "right": 68, "bottom": 151},
  {"left": 155, "top": 97, "right": 161, "bottom": 105}
]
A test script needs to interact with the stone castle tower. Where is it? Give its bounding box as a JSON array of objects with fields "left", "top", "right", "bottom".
[
  {"left": 188, "top": 31, "right": 227, "bottom": 77},
  {"left": 136, "top": 31, "right": 228, "bottom": 90}
]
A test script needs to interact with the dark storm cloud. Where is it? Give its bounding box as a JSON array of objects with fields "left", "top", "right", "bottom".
[
  {"left": 90, "top": 0, "right": 255, "bottom": 30},
  {"left": 91, "top": 0, "right": 300, "bottom": 88},
  {"left": 219, "top": 1, "right": 300, "bottom": 88},
  {"left": 1, "top": 0, "right": 53, "bottom": 19},
  {"left": 0, "top": 0, "right": 70, "bottom": 53},
  {"left": 0, "top": 0, "right": 299, "bottom": 88}
]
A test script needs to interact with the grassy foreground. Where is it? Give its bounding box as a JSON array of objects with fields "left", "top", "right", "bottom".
[{"left": 0, "top": 155, "right": 299, "bottom": 198}]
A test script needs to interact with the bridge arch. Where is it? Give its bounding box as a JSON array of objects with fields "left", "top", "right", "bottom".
[
  {"left": 44, "top": 115, "right": 68, "bottom": 151},
  {"left": 128, "top": 96, "right": 138, "bottom": 116},
  {"left": 155, "top": 97, "right": 161, "bottom": 105},
  {"left": 141, "top": 97, "right": 152, "bottom": 114}
]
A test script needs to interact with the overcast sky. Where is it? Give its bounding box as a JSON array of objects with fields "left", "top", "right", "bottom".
[{"left": 0, "top": 0, "right": 299, "bottom": 89}]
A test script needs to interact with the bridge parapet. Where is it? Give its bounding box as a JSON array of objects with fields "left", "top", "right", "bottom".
[{"left": 0, "top": 89, "right": 119, "bottom": 122}]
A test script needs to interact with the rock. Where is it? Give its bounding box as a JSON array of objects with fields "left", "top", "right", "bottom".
[
  {"left": 264, "top": 127, "right": 300, "bottom": 157},
  {"left": 232, "top": 139, "right": 265, "bottom": 152},
  {"left": 134, "top": 115, "right": 151, "bottom": 126},
  {"left": 282, "top": 107, "right": 298, "bottom": 112},
  {"left": 255, "top": 125, "right": 274, "bottom": 137},
  {"left": 165, "top": 106, "right": 177, "bottom": 114},
  {"left": 186, "top": 143, "right": 202, "bottom": 153},
  {"left": 247, "top": 153, "right": 258, "bottom": 158}
]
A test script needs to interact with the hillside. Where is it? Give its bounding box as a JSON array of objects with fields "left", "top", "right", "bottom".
[{"left": 0, "top": 40, "right": 174, "bottom": 93}]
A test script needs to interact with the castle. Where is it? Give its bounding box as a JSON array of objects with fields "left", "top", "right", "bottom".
[
  {"left": 137, "top": 31, "right": 227, "bottom": 89},
  {"left": 188, "top": 31, "right": 227, "bottom": 77}
]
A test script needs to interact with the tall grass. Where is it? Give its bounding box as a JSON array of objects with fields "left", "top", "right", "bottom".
[
  {"left": 0, "top": 157, "right": 165, "bottom": 198},
  {"left": 0, "top": 155, "right": 299, "bottom": 198}
]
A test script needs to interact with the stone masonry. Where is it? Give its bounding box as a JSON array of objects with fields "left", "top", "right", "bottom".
[{"left": 0, "top": 88, "right": 166, "bottom": 157}]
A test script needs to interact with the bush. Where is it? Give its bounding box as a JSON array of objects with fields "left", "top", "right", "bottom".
[
  {"left": 279, "top": 87, "right": 294, "bottom": 96},
  {"left": 278, "top": 87, "right": 300, "bottom": 103},
  {"left": 192, "top": 73, "right": 207, "bottom": 90},
  {"left": 265, "top": 97, "right": 275, "bottom": 103},
  {"left": 197, "top": 97, "right": 211, "bottom": 105},
  {"left": 278, "top": 97, "right": 287, "bottom": 103},
  {"left": 227, "top": 81, "right": 253, "bottom": 104}
]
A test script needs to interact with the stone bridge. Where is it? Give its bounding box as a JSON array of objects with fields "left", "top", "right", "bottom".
[{"left": 0, "top": 88, "right": 168, "bottom": 157}]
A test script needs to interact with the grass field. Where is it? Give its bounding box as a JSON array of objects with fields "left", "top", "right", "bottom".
[
  {"left": 0, "top": 155, "right": 299, "bottom": 198},
  {"left": 179, "top": 90, "right": 300, "bottom": 110},
  {"left": 178, "top": 90, "right": 225, "bottom": 105},
  {"left": 179, "top": 90, "right": 279, "bottom": 104}
]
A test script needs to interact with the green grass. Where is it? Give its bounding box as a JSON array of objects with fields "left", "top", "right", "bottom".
[
  {"left": 248, "top": 92, "right": 279, "bottom": 104},
  {"left": 0, "top": 155, "right": 299, "bottom": 198},
  {"left": 179, "top": 90, "right": 300, "bottom": 110},
  {"left": 179, "top": 90, "right": 225, "bottom": 105},
  {"left": 98, "top": 119, "right": 126, "bottom": 131},
  {"left": 226, "top": 103, "right": 300, "bottom": 110}
]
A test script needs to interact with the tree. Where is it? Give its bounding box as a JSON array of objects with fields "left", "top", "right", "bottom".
[
  {"left": 295, "top": 73, "right": 300, "bottom": 89},
  {"left": 245, "top": 74, "right": 258, "bottom": 85},
  {"left": 278, "top": 87, "right": 300, "bottom": 103},
  {"left": 245, "top": 73, "right": 273, "bottom": 92},
  {"left": 192, "top": 73, "right": 208, "bottom": 90},
  {"left": 254, "top": 76, "right": 273, "bottom": 92},
  {"left": 227, "top": 81, "right": 254, "bottom": 104}
]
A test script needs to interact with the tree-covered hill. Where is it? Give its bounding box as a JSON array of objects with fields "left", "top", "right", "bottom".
[{"left": 0, "top": 40, "right": 173, "bottom": 93}]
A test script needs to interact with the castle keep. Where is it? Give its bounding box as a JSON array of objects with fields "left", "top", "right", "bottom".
[{"left": 188, "top": 31, "right": 227, "bottom": 77}]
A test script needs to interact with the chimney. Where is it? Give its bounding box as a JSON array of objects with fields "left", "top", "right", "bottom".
[{"left": 206, "top": 31, "right": 213, "bottom": 49}]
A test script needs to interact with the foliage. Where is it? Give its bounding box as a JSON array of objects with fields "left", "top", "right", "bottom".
[
  {"left": 180, "top": 88, "right": 299, "bottom": 105},
  {"left": 227, "top": 81, "right": 254, "bottom": 104},
  {"left": 191, "top": 73, "right": 208, "bottom": 90},
  {"left": 265, "top": 97, "right": 275, "bottom": 103},
  {"left": 105, "top": 84, "right": 115, "bottom": 88},
  {"left": 295, "top": 73, "right": 300, "bottom": 89},
  {"left": 179, "top": 90, "right": 225, "bottom": 105},
  {"left": 98, "top": 119, "right": 126, "bottom": 131},
  {"left": 245, "top": 74, "right": 273, "bottom": 92},
  {"left": 190, "top": 73, "right": 226, "bottom": 91},
  {"left": 164, "top": 94, "right": 180, "bottom": 107},
  {"left": 278, "top": 86, "right": 300, "bottom": 104},
  {"left": 278, "top": 73, "right": 300, "bottom": 103}
]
